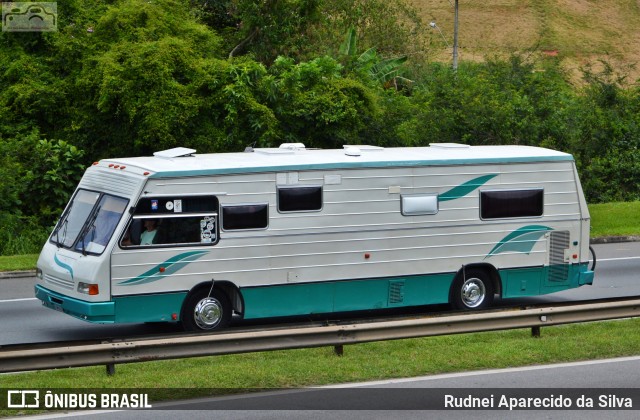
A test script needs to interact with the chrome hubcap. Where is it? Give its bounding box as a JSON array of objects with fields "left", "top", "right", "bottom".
[
  {"left": 460, "top": 278, "right": 486, "bottom": 308},
  {"left": 194, "top": 297, "right": 222, "bottom": 330}
]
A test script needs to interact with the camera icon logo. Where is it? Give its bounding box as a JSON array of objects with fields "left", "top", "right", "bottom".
[{"left": 2, "top": 2, "right": 57, "bottom": 32}]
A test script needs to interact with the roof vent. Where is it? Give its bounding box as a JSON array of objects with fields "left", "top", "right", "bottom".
[
  {"left": 153, "top": 147, "right": 196, "bottom": 159},
  {"left": 344, "top": 146, "right": 361, "bottom": 157},
  {"left": 343, "top": 145, "right": 384, "bottom": 152},
  {"left": 279, "top": 143, "right": 306, "bottom": 150},
  {"left": 429, "top": 143, "right": 470, "bottom": 149}
]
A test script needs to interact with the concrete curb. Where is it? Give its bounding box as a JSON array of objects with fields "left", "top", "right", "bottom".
[
  {"left": 590, "top": 236, "right": 640, "bottom": 244},
  {"left": 0, "top": 270, "right": 36, "bottom": 279}
]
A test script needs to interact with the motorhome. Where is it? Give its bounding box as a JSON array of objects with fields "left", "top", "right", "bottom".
[{"left": 35, "top": 143, "right": 595, "bottom": 331}]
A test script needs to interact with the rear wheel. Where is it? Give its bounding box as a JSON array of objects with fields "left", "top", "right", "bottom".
[
  {"left": 181, "top": 288, "right": 232, "bottom": 332},
  {"left": 451, "top": 269, "right": 494, "bottom": 310}
]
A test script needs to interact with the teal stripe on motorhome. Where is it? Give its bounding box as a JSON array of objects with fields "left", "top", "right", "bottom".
[
  {"left": 239, "top": 263, "right": 591, "bottom": 319},
  {"left": 439, "top": 174, "right": 497, "bottom": 201},
  {"left": 114, "top": 292, "right": 187, "bottom": 323},
  {"left": 35, "top": 263, "right": 592, "bottom": 324},
  {"left": 54, "top": 254, "right": 74, "bottom": 280},
  {"left": 240, "top": 273, "right": 454, "bottom": 319},
  {"left": 486, "top": 225, "right": 553, "bottom": 258},
  {"left": 147, "top": 155, "right": 574, "bottom": 178},
  {"left": 118, "top": 250, "right": 209, "bottom": 286}
]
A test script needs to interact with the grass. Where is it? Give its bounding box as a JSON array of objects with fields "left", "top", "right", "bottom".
[
  {"left": 2, "top": 318, "right": 640, "bottom": 416},
  {"left": 589, "top": 201, "right": 640, "bottom": 238},
  {"left": 0, "top": 254, "right": 38, "bottom": 272}
]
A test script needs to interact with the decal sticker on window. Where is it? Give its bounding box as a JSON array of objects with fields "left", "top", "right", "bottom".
[{"left": 200, "top": 216, "right": 217, "bottom": 243}]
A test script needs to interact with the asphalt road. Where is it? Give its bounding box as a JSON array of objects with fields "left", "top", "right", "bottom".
[
  {"left": 11, "top": 356, "right": 640, "bottom": 419},
  {"left": 2, "top": 242, "right": 640, "bottom": 419},
  {"left": 0, "top": 242, "right": 638, "bottom": 345}
]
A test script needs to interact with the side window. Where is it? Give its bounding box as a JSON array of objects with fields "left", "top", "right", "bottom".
[
  {"left": 222, "top": 204, "right": 269, "bottom": 231},
  {"left": 277, "top": 186, "right": 323, "bottom": 212},
  {"left": 480, "top": 189, "right": 543, "bottom": 219},
  {"left": 401, "top": 194, "right": 439, "bottom": 216},
  {"left": 121, "top": 196, "right": 219, "bottom": 247}
]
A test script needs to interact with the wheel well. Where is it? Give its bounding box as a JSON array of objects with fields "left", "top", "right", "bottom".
[
  {"left": 453, "top": 264, "right": 502, "bottom": 298},
  {"left": 185, "top": 281, "right": 244, "bottom": 317}
]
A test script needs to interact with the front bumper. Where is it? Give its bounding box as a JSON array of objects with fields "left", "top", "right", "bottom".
[{"left": 35, "top": 284, "right": 115, "bottom": 323}]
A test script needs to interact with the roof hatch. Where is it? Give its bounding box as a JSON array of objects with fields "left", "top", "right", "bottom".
[{"left": 153, "top": 147, "right": 197, "bottom": 159}]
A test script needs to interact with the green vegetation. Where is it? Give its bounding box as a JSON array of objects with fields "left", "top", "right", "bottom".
[
  {"left": 0, "top": 254, "right": 38, "bottom": 272},
  {"left": 2, "top": 318, "right": 640, "bottom": 416},
  {"left": 590, "top": 201, "right": 640, "bottom": 238},
  {"left": 1, "top": 0, "right": 640, "bottom": 257}
]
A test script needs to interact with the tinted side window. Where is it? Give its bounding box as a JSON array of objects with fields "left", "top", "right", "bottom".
[
  {"left": 278, "top": 186, "right": 322, "bottom": 212},
  {"left": 135, "top": 196, "right": 218, "bottom": 215},
  {"left": 481, "top": 189, "right": 544, "bottom": 219},
  {"left": 122, "top": 195, "right": 219, "bottom": 248},
  {"left": 222, "top": 204, "right": 269, "bottom": 230}
]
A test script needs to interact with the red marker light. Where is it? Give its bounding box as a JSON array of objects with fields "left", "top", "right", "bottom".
[
  {"left": 364, "top": 253, "right": 371, "bottom": 259},
  {"left": 172, "top": 313, "right": 178, "bottom": 321},
  {"left": 159, "top": 267, "right": 166, "bottom": 273},
  {"left": 143, "top": 172, "right": 150, "bottom": 176}
]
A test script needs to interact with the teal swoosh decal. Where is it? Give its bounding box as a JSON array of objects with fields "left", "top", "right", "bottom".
[
  {"left": 486, "top": 225, "right": 553, "bottom": 258},
  {"left": 439, "top": 174, "right": 497, "bottom": 202},
  {"left": 54, "top": 254, "right": 74, "bottom": 280},
  {"left": 119, "top": 250, "right": 209, "bottom": 286}
]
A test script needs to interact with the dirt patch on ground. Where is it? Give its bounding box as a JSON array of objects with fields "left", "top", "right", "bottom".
[{"left": 408, "top": 0, "right": 640, "bottom": 82}]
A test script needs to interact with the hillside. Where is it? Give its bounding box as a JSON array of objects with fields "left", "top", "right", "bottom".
[{"left": 410, "top": 0, "right": 640, "bottom": 81}]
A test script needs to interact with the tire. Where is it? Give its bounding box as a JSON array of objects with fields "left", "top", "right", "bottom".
[
  {"left": 181, "top": 288, "right": 232, "bottom": 332},
  {"left": 450, "top": 268, "right": 494, "bottom": 310},
  {"left": 589, "top": 245, "right": 597, "bottom": 271}
]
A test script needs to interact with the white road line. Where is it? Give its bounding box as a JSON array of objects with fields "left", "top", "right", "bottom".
[
  {"left": 324, "top": 355, "right": 640, "bottom": 388},
  {"left": 0, "top": 297, "right": 38, "bottom": 303},
  {"left": 598, "top": 256, "right": 640, "bottom": 262}
]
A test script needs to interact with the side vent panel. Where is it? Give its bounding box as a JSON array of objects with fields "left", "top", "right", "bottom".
[
  {"left": 549, "top": 230, "right": 570, "bottom": 283},
  {"left": 388, "top": 280, "right": 405, "bottom": 305}
]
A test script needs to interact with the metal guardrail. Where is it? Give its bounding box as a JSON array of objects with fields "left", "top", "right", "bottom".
[{"left": 1, "top": 298, "right": 640, "bottom": 374}]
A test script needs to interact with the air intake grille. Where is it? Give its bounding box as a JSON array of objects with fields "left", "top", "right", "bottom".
[
  {"left": 45, "top": 274, "right": 74, "bottom": 290},
  {"left": 549, "top": 230, "right": 570, "bottom": 283},
  {"left": 389, "top": 281, "right": 405, "bottom": 305}
]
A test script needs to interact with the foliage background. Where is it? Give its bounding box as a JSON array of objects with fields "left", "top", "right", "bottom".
[{"left": 1, "top": 0, "right": 639, "bottom": 254}]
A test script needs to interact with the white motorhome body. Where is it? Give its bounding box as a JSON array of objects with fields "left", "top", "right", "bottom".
[{"left": 36, "top": 144, "right": 594, "bottom": 330}]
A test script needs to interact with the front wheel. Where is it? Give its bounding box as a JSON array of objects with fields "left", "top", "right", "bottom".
[
  {"left": 450, "top": 269, "right": 494, "bottom": 310},
  {"left": 181, "top": 288, "right": 232, "bottom": 332}
]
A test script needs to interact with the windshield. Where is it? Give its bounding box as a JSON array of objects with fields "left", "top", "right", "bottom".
[{"left": 51, "top": 189, "right": 129, "bottom": 255}]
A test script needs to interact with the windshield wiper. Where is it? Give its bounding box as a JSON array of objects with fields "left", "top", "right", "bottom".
[
  {"left": 52, "top": 201, "right": 74, "bottom": 248},
  {"left": 78, "top": 206, "right": 100, "bottom": 256}
]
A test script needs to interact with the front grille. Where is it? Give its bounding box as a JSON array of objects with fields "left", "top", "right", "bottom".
[{"left": 44, "top": 274, "right": 74, "bottom": 290}]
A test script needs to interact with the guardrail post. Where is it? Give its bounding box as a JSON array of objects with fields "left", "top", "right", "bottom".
[
  {"left": 531, "top": 326, "right": 541, "bottom": 338},
  {"left": 334, "top": 345, "right": 344, "bottom": 356},
  {"left": 106, "top": 363, "right": 116, "bottom": 376}
]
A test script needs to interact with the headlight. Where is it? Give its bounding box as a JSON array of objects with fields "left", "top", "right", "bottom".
[{"left": 77, "top": 282, "right": 99, "bottom": 295}]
